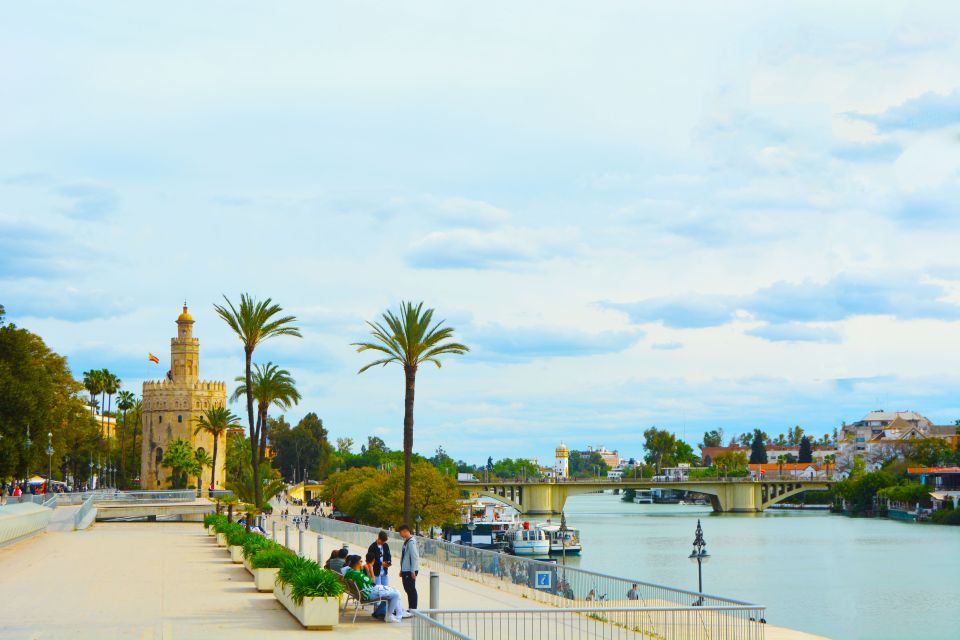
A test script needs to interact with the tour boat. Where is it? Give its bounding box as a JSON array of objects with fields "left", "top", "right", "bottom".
[
  {"left": 506, "top": 522, "right": 550, "bottom": 556},
  {"left": 536, "top": 522, "right": 582, "bottom": 555},
  {"left": 443, "top": 499, "right": 518, "bottom": 549}
]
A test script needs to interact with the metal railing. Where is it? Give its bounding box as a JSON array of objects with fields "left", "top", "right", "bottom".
[
  {"left": 310, "top": 519, "right": 757, "bottom": 610},
  {"left": 41, "top": 496, "right": 58, "bottom": 509},
  {"left": 412, "top": 607, "right": 766, "bottom": 640},
  {"left": 88, "top": 490, "right": 196, "bottom": 503},
  {"left": 73, "top": 495, "right": 96, "bottom": 529}
]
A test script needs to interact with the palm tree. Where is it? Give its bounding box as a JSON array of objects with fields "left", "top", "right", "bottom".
[
  {"left": 101, "top": 370, "right": 120, "bottom": 487},
  {"left": 116, "top": 390, "right": 135, "bottom": 488},
  {"left": 777, "top": 455, "right": 786, "bottom": 480},
  {"left": 194, "top": 406, "right": 239, "bottom": 494},
  {"left": 214, "top": 294, "right": 301, "bottom": 508},
  {"left": 194, "top": 448, "right": 213, "bottom": 497},
  {"left": 230, "top": 362, "right": 300, "bottom": 468},
  {"left": 129, "top": 398, "right": 143, "bottom": 487},
  {"left": 353, "top": 301, "right": 469, "bottom": 523},
  {"left": 82, "top": 370, "right": 103, "bottom": 414}
]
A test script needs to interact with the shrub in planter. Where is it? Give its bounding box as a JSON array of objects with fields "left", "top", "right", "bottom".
[
  {"left": 204, "top": 513, "right": 225, "bottom": 529},
  {"left": 289, "top": 565, "right": 345, "bottom": 606},
  {"left": 251, "top": 547, "right": 295, "bottom": 570},
  {"left": 242, "top": 534, "right": 273, "bottom": 560},
  {"left": 275, "top": 555, "right": 318, "bottom": 588},
  {"left": 225, "top": 527, "right": 249, "bottom": 547}
]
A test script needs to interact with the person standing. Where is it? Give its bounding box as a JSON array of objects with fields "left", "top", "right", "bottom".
[
  {"left": 368, "top": 530, "right": 392, "bottom": 587},
  {"left": 398, "top": 524, "right": 419, "bottom": 610}
]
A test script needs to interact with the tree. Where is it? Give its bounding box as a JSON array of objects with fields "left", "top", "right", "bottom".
[
  {"left": 907, "top": 438, "right": 957, "bottom": 467},
  {"left": 194, "top": 447, "right": 213, "bottom": 497},
  {"left": 363, "top": 436, "right": 389, "bottom": 454},
  {"left": 336, "top": 438, "right": 354, "bottom": 455},
  {"left": 353, "top": 300, "right": 469, "bottom": 524},
  {"left": 230, "top": 361, "right": 301, "bottom": 473},
  {"left": 714, "top": 451, "right": 748, "bottom": 477},
  {"left": 798, "top": 436, "right": 813, "bottom": 463},
  {"left": 127, "top": 398, "right": 143, "bottom": 486},
  {"left": 749, "top": 429, "right": 768, "bottom": 464},
  {"left": 643, "top": 427, "right": 677, "bottom": 472},
  {"left": 194, "top": 406, "right": 239, "bottom": 492},
  {"left": 674, "top": 440, "right": 698, "bottom": 464},
  {"left": 700, "top": 430, "right": 723, "bottom": 448},
  {"left": 161, "top": 438, "right": 199, "bottom": 489},
  {"left": 116, "top": 390, "right": 135, "bottom": 487},
  {"left": 788, "top": 425, "right": 805, "bottom": 446},
  {"left": 214, "top": 293, "right": 301, "bottom": 509},
  {"left": 226, "top": 432, "right": 250, "bottom": 483}
]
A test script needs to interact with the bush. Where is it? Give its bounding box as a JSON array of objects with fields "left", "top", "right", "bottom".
[
  {"left": 289, "top": 565, "right": 345, "bottom": 605},
  {"left": 226, "top": 527, "right": 249, "bottom": 547},
  {"left": 204, "top": 513, "right": 226, "bottom": 529},
  {"left": 242, "top": 534, "right": 273, "bottom": 560},
  {"left": 275, "top": 555, "right": 318, "bottom": 588},
  {"left": 251, "top": 547, "right": 295, "bottom": 569},
  {"left": 928, "top": 505, "right": 960, "bottom": 526}
]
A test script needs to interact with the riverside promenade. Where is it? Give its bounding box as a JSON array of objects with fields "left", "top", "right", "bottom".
[{"left": 0, "top": 515, "right": 826, "bottom": 639}]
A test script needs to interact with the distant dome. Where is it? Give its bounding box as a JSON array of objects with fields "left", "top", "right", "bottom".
[
  {"left": 555, "top": 442, "right": 569, "bottom": 457},
  {"left": 177, "top": 305, "right": 194, "bottom": 323}
]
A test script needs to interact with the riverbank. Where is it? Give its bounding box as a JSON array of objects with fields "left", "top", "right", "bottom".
[{"left": 0, "top": 516, "right": 823, "bottom": 639}]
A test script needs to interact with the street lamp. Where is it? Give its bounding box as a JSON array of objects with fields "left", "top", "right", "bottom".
[
  {"left": 25, "top": 423, "right": 32, "bottom": 489},
  {"left": 559, "top": 511, "right": 568, "bottom": 566},
  {"left": 89, "top": 455, "right": 94, "bottom": 490},
  {"left": 415, "top": 514, "right": 422, "bottom": 537},
  {"left": 466, "top": 521, "right": 476, "bottom": 548},
  {"left": 46, "top": 432, "right": 53, "bottom": 493},
  {"left": 688, "top": 519, "right": 710, "bottom": 605}
]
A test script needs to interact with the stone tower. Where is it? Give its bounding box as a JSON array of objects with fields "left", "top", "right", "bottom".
[
  {"left": 555, "top": 442, "right": 569, "bottom": 479},
  {"left": 141, "top": 305, "right": 227, "bottom": 491}
]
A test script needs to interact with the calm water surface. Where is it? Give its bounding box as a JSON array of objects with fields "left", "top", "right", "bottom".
[{"left": 529, "top": 493, "right": 959, "bottom": 640}]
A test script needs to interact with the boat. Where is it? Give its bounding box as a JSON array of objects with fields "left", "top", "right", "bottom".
[
  {"left": 443, "top": 499, "right": 518, "bottom": 549},
  {"left": 536, "top": 522, "right": 582, "bottom": 555},
  {"left": 506, "top": 522, "right": 550, "bottom": 555},
  {"left": 634, "top": 489, "right": 654, "bottom": 504}
]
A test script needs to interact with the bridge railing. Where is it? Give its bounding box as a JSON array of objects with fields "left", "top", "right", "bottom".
[
  {"left": 90, "top": 490, "right": 197, "bottom": 503},
  {"left": 412, "top": 606, "right": 766, "bottom": 640},
  {"left": 311, "top": 518, "right": 759, "bottom": 611}
]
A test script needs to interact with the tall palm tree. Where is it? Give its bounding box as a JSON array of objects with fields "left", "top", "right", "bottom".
[
  {"left": 194, "top": 406, "right": 239, "bottom": 494},
  {"left": 116, "top": 390, "right": 135, "bottom": 488},
  {"left": 214, "top": 294, "right": 301, "bottom": 508},
  {"left": 230, "top": 362, "right": 301, "bottom": 467},
  {"left": 129, "top": 398, "right": 143, "bottom": 487},
  {"left": 101, "top": 370, "right": 120, "bottom": 486},
  {"left": 194, "top": 448, "right": 213, "bottom": 497},
  {"left": 82, "top": 370, "right": 104, "bottom": 414},
  {"left": 353, "top": 301, "right": 468, "bottom": 523}
]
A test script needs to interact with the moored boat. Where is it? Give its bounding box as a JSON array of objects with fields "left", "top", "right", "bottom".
[
  {"left": 506, "top": 522, "right": 550, "bottom": 555},
  {"left": 536, "top": 522, "right": 582, "bottom": 554}
]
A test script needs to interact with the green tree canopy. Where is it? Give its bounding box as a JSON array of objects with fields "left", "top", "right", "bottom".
[
  {"left": 749, "top": 429, "right": 768, "bottom": 464},
  {"left": 162, "top": 438, "right": 200, "bottom": 489}
]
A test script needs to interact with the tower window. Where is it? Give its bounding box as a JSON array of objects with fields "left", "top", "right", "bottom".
[
  {"left": 159, "top": 415, "right": 163, "bottom": 423},
  {"left": 178, "top": 415, "right": 183, "bottom": 423}
]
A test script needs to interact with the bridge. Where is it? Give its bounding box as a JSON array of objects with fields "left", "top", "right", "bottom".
[{"left": 462, "top": 478, "right": 833, "bottom": 514}]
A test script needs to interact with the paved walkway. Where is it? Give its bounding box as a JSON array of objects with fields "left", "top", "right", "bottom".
[{"left": 0, "top": 517, "right": 827, "bottom": 639}]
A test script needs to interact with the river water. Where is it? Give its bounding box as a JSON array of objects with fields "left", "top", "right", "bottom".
[{"left": 528, "top": 493, "right": 958, "bottom": 640}]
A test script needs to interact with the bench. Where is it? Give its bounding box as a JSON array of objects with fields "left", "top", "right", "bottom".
[{"left": 339, "top": 574, "right": 391, "bottom": 623}]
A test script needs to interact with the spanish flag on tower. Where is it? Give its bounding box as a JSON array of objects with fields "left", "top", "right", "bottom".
[{"left": 148, "top": 353, "right": 160, "bottom": 364}]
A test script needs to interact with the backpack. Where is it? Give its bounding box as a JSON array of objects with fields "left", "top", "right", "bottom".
[{"left": 372, "top": 600, "right": 388, "bottom": 619}]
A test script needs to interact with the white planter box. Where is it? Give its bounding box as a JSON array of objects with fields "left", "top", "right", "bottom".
[
  {"left": 207, "top": 526, "right": 216, "bottom": 537},
  {"left": 244, "top": 557, "right": 252, "bottom": 573},
  {"left": 216, "top": 533, "right": 227, "bottom": 547},
  {"left": 252, "top": 566, "right": 278, "bottom": 592},
  {"left": 273, "top": 582, "right": 340, "bottom": 629},
  {"left": 230, "top": 545, "right": 244, "bottom": 563}
]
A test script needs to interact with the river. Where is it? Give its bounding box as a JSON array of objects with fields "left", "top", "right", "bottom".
[{"left": 527, "top": 493, "right": 958, "bottom": 639}]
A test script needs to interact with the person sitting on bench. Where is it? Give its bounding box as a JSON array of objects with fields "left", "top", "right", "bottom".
[{"left": 344, "top": 555, "right": 410, "bottom": 622}]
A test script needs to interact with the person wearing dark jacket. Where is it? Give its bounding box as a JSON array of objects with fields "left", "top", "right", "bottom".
[{"left": 368, "top": 530, "right": 393, "bottom": 586}]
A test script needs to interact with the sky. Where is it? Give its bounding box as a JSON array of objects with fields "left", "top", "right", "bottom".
[{"left": 3, "top": 2, "right": 960, "bottom": 464}]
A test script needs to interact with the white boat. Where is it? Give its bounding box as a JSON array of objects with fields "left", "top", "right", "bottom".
[
  {"left": 536, "top": 522, "right": 582, "bottom": 554},
  {"left": 634, "top": 489, "right": 654, "bottom": 504},
  {"left": 506, "top": 523, "right": 550, "bottom": 556},
  {"left": 444, "top": 499, "right": 518, "bottom": 548}
]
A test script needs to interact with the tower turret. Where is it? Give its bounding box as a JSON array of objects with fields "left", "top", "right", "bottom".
[
  {"left": 555, "top": 442, "right": 569, "bottom": 479},
  {"left": 171, "top": 304, "right": 199, "bottom": 383}
]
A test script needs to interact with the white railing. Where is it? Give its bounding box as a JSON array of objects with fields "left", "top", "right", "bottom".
[
  {"left": 73, "top": 495, "right": 96, "bottom": 530},
  {"left": 412, "top": 606, "right": 767, "bottom": 640}
]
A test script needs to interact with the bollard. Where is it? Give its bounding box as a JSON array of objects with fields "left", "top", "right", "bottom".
[
  {"left": 284, "top": 525, "right": 290, "bottom": 549},
  {"left": 429, "top": 571, "right": 440, "bottom": 615},
  {"left": 317, "top": 534, "right": 324, "bottom": 563},
  {"left": 299, "top": 529, "right": 305, "bottom": 557},
  {"left": 272, "top": 521, "right": 276, "bottom": 542}
]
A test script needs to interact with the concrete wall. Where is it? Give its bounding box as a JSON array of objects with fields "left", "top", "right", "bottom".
[{"left": 0, "top": 503, "right": 53, "bottom": 546}]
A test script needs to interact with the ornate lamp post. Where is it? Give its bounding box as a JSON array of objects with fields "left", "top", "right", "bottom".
[
  {"left": 89, "top": 454, "right": 94, "bottom": 490},
  {"left": 559, "top": 511, "right": 568, "bottom": 566},
  {"left": 466, "top": 521, "right": 476, "bottom": 548},
  {"left": 24, "top": 423, "right": 32, "bottom": 491},
  {"left": 688, "top": 519, "right": 710, "bottom": 605},
  {"left": 415, "top": 514, "right": 422, "bottom": 537},
  {"left": 46, "top": 432, "right": 53, "bottom": 493}
]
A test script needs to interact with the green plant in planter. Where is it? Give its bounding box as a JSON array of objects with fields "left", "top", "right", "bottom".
[
  {"left": 214, "top": 520, "right": 241, "bottom": 535},
  {"left": 204, "top": 513, "right": 226, "bottom": 529},
  {"left": 251, "top": 546, "right": 294, "bottom": 569},
  {"left": 241, "top": 534, "right": 273, "bottom": 560},
  {"left": 226, "top": 527, "right": 249, "bottom": 547},
  {"left": 275, "top": 555, "right": 318, "bottom": 588},
  {"left": 289, "top": 565, "right": 345, "bottom": 605}
]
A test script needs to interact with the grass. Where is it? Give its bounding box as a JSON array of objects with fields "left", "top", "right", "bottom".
[
  {"left": 251, "top": 547, "right": 295, "bottom": 569},
  {"left": 275, "top": 555, "right": 318, "bottom": 588},
  {"left": 241, "top": 534, "right": 273, "bottom": 559}
]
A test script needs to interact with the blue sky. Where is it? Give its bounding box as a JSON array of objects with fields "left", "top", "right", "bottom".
[{"left": 4, "top": 2, "right": 960, "bottom": 464}]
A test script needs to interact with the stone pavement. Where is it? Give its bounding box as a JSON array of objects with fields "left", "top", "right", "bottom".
[{"left": 0, "top": 517, "right": 827, "bottom": 639}]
